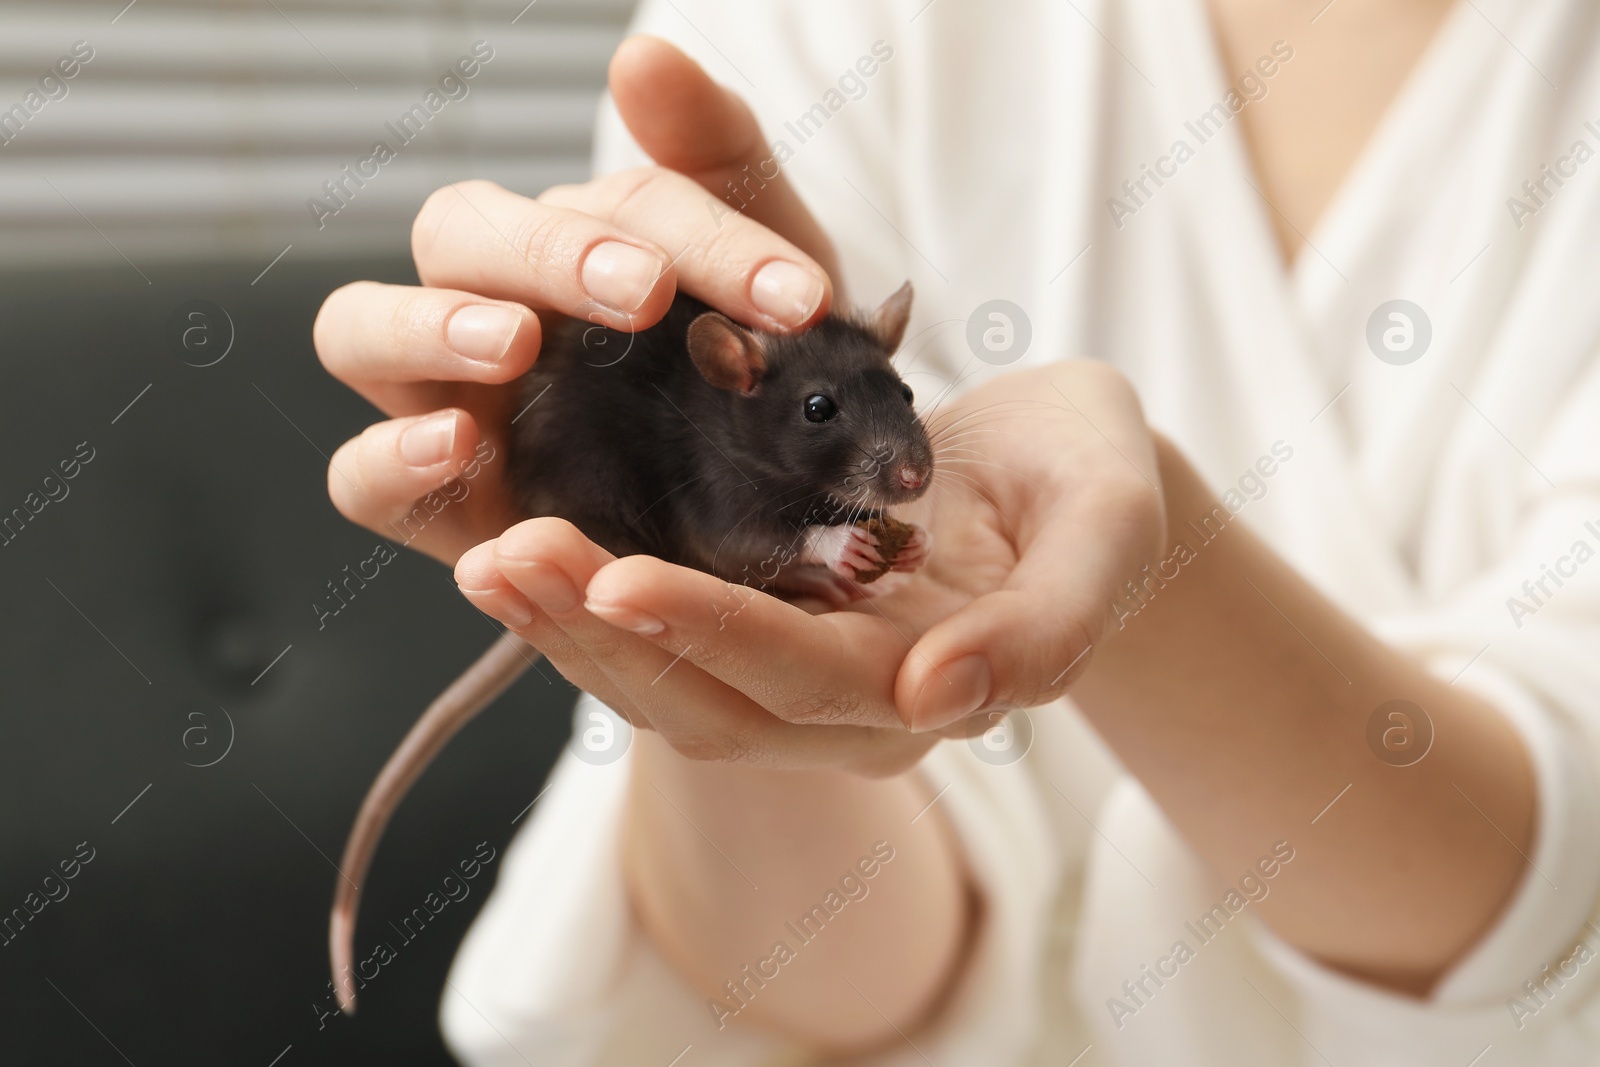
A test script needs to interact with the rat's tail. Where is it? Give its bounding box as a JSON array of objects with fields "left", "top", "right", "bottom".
[{"left": 329, "top": 632, "right": 540, "bottom": 1014}]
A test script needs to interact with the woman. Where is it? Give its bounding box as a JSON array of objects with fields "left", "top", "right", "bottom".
[{"left": 311, "top": 0, "right": 1600, "bottom": 1063}]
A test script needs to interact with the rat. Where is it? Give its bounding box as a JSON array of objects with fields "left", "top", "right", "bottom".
[{"left": 329, "top": 282, "right": 934, "bottom": 1013}]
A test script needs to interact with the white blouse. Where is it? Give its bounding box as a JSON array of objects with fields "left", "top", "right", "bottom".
[{"left": 441, "top": 1, "right": 1600, "bottom": 1064}]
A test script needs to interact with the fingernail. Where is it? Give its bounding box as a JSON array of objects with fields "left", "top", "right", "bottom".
[
  {"left": 499, "top": 559, "right": 580, "bottom": 614},
  {"left": 399, "top": 411, "right": 458, "bottom": 467},
  {"left": 750, "top": 260, "right": 824, "bottom": 328},
  {"left": 446, "top": 304, "right": 520, "bottom": 364},
  {"left": 910, "top": 654, "right": 992, "bottom": 733},
  {"left": 457, "top": 584, "right": 535, "bottom": 628},
  {"left": 585, "top": 598, "right": 665, "bottom": 636},
  {"left": 581, "top": 241, "right": 663, "bottom": 313}
]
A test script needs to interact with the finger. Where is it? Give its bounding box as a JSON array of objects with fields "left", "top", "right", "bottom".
[
  {"left": 609, "top": 35, "right": 840, "bottom": 280},
  {"left": 326, "top": 408, "right": 501, "bottom": 557},
  {"left": 410, "top": 179, "right": 678, "bottom": 330},
  {"left": 314, "top": 281, "right": 540, "bottom": 408},
  {"left": 580, "top": 553, "right": 910, "bottom": 730},
  {"left": 539, "top": 167, "right": 831, "bottom": 332},
  {"left": 489, "top": 518, "right": 770, "bottom": 750},
  {"left": 900, "top": 475, "right": 1163, "bottom": 733},
  {"left": 476, "top": 518, "right": 919, "bottom": 769},
  {"left": 454, "top": 540, "right": 653, "bottom": 731}
]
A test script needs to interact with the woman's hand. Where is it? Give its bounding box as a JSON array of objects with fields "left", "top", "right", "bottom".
[
  {"left": 313, "top": 28, "right": 1169, "bottom": 767},
  {"left": 313, "top": 36, "right": 839, "bottom": 568},
  {"left": 458, "top": 359, "right": 1167, "bottom": 772}
]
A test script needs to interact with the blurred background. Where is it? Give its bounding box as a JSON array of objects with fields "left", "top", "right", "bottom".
[{"left": 0, "top": 2, "right": 633, "bottom": 1063}]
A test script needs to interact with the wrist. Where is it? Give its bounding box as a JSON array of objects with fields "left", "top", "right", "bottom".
[{"left": 1092, "top": 431, "right": 1208, "bottom": 645}]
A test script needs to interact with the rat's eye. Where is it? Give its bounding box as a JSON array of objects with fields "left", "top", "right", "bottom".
[
  {"left": 899, "top": 383, "right": 914, "bottom": 405},
  {"left": 803, "top": 394, "right": 838, "bottom": 422}
]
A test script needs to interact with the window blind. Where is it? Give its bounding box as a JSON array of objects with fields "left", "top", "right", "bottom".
[{"left": 0, "top": 0, "right": 632, "bottom": 267}]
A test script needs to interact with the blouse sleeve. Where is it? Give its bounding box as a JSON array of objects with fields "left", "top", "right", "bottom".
[{"left": 1071, "top": 359, "right": 1600, "bottom": 1064}]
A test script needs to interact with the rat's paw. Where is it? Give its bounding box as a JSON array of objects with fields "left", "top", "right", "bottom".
[
  {"left": 890, "top": 525, "right": 931, "bottom": 573},
  {"left": 800, "top": 523, "right": 884, "bottom": 581}
]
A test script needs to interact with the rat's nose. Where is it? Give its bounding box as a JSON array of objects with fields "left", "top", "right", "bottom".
[{"left": 896, "top": 465, "right": 925, "bottom": 490}]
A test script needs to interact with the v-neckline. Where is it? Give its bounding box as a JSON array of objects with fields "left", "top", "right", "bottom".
[{"left": 1184, "top": 0, "right": 1476, "bottom": 295}]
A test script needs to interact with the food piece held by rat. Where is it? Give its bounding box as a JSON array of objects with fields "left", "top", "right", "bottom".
[
  {"left": 329, "top": 282, "right": 936, "bottom": 1012},
  {"left": 851, "top": 515, "right": 925, "bottom": 582}
]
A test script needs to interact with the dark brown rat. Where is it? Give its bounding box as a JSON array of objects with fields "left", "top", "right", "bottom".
[{"left": 330, "top": 283, "right": 934, "bottom": 1013}]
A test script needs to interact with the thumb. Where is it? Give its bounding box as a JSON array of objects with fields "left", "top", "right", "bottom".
[
  {"left": 607, "top": 35, "right": 840, "bottom": 278},
  {"left": 896, "top": 499, "right": 1158, "bottom": 733}
]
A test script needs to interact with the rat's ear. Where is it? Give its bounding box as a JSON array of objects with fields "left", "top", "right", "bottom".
[
  {"left": 687, "top": 312, "right": 767, "bottom": 395},
  {"left": 867, "top": 281, "right": 914, "bottom": 353}
]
